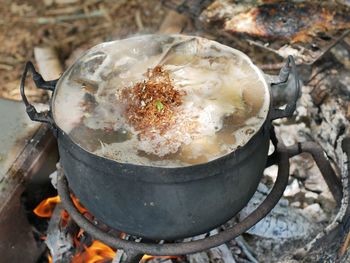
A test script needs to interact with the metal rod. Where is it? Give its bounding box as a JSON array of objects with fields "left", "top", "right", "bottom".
[
  {"left": 57, "top": 147, "right": 290, "bottom": 257},
  {"left": 284, "top": 142, "right": 343, "bottom": 205}
]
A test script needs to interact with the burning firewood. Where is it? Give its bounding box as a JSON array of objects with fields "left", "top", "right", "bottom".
[
  {"left": 33, "top": 193, "right": 118, "bottom": 262},
  {"left": 203, "top": 1, "right": 350, "bottom": 43}
]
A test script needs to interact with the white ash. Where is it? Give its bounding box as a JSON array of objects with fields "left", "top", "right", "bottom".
[
  {"left": 302, "top": 203, "right": 328, "bottom": 223},
  {"left": 186, "top": 230, "right": 237, "bottom": 263},
  {"left": 45, "top": 204, "right": 75, "bottom": 262},
  {"left": 239, "top": 184, "right": 315, "bottom": 240},
  {"left": 49, "top": 170, "right": 58, "bottom": 189}
]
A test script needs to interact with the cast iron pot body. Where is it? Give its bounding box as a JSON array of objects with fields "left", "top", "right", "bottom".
[{"left": 20, "top": 36, "right": 299, "bottom": 240}]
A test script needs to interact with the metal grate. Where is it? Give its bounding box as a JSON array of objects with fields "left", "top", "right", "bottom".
[
  {"left": 245, "top": 29, "right": 350, "bottom": 65},
  {"left": 56, "top": 138, "right": 341, "bottom": 262}
]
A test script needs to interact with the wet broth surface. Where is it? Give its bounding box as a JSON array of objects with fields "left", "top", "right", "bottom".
[{"left": 53, "top": 35, "right": 269, "bottom": 167}]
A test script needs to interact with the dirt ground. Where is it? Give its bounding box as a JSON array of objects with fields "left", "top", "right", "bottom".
[{"left": 0, "top": 0, "right": 166, "bottom": 102}]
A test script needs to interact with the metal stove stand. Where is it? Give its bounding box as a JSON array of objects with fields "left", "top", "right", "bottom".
[{"left": 57, "top": 139, "right": 342, "bottom": 263}]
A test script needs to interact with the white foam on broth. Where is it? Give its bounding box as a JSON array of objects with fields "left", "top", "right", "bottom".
[{"left": 52, "top": 35, "right": 270, "bottom": 167}]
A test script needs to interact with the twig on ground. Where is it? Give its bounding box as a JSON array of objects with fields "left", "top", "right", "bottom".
[
  {"left": 135, "top": 10, "right": 144, "bottom": 31},
  {"left": 235, "top": 236, "right": 259, "bottom": 263},
  {"left": 37, "top": 9, "right": 106, "bottom": 24},
  {"left": 339, "top": 230, "right": 350, "bottom": 257},
  {"left": 0, "top": 64, "right": 14, "bottom": 71}
]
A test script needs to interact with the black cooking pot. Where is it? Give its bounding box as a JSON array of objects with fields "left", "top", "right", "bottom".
[{"left": 21, "top": 35, "right": 299, "bottom": 240}]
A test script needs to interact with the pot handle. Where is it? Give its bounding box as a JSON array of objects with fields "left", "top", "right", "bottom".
[
  {"left": 269, "top": 55, "right": 300, "bottom": 121},
  {"left": 20, "top": 61, "right": 58, "bottom": 124}
]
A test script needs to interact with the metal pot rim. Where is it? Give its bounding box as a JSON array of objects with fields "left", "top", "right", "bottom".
[
  {"left": 51, "top": 34, "right": 271, "bottom": 167},
  {"left": 20, "top": 35, "right": 299, "bottom": 170}
]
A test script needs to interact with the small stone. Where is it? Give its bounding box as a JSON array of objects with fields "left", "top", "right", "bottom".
[
  {"left": 231, "top": 246, "right": 241, "bottom": 255},
  {"left": 257, "top": 183, "right": 269, "bottom": 195},
  {"left": 275, "top": 124, "right": 308, "bottom": 147},
  {"left": 318, "top": 192, "right": 336, "bottom": 213},
  {"left": 290, "top": 154, "right": 315, "bottom": 180},
  {"left": 290, "top": 201, "right": 301, "bottom": 208},
  {"left": 302, "top": 203, "right": 327, "bottom": 223},
  {"left": 304, "top": 191, "right": 319, "bottom": 204},
  {"left": 279, "top": 199, "right": 289, "bottom": 207},
  {"left": 284, "top": 179, "right": 300, "bottom": 197},
  {"left": 43, "top": 0, "right": 54, "bottom": 6},
  {"left": 296, "top": 105, "right": 307, "bottom": 118},
  {"left": 310, "top": 85, "right": 328, "bottom": 106},
  {"left": 304, "top": 171, "right": 328, "bottom": 194},
  {"left": 264, "top": 164, "right": 278, "bottom": 181}
]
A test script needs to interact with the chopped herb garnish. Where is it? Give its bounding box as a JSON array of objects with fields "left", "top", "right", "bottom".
[
  {"left": 155, "top": 100, "right": 164, "bottom": 112},
  {"left": 120, "top": 66, "right": 186, "bottom": 136}
]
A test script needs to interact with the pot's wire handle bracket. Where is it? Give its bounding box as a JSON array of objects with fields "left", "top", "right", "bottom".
[
  {"left": 269, "top": 55, "right": 300, "bottom": 121},
  {"left": 20, "top": 61, "right": 58, "bottom": 124}
]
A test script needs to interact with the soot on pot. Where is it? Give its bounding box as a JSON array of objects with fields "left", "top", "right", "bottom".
[{"left": 52, "top": 35, "right": 270, "bottom": 167}]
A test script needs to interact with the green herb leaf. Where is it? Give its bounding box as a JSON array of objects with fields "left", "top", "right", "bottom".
[{"left": 155, "top": 99, "right": 164, "bottom": 112}]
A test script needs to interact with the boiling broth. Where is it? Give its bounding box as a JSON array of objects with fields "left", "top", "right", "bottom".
[{"left": 53, "top": 35, "right": 269, "bottom": 167}]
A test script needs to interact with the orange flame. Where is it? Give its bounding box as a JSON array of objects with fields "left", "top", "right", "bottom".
[
  {"left": 33, "top": 194, "right": 88, "bottom": 218},
  {"left": 34, "top": 195, "right": 179, "bottom": 263},
  {"left": 61, "top": 209, "right": 71, "bottom": 226},
  {"left": 72, "top": 240, "right": 116, "bottom": 263},
  {"left": 71, "top": 195, "right": 89, "bottom": 215},
  {"left": 33, "top": 196, "right": 61, "bottom": 217}
]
